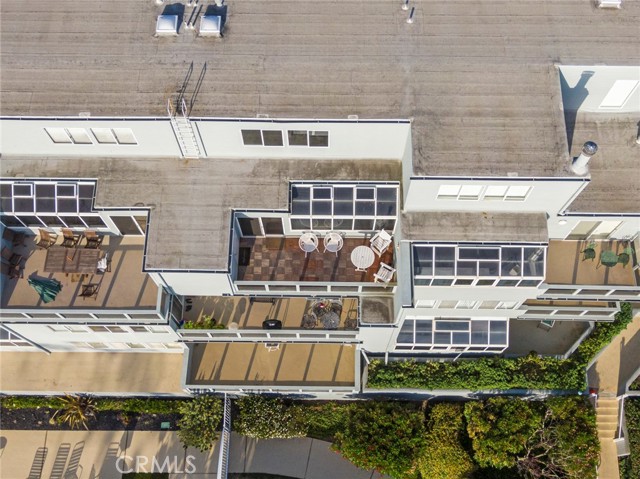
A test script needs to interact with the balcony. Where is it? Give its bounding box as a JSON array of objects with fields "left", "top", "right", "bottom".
[
  {"left": 1, "top": 235, "right": 158, "bottom": 311},
  {"left": 546, "top": 240, "right": 638, "bottom": 287},
  {"left": 186, "top": 342, "right": 357, "bottom": 389},
  {"left": 236, "top": 236, "right": 394, "bottom": 283},
  {"left": 181, "top": 296, "right": 359, "bottom": 330}
]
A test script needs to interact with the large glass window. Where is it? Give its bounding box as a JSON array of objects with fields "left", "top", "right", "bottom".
[
  {"left": 413, "top": 243, "right": 545, "bottom": 287},
  {"left": 290, "top": 183, "right": 398, "bottom": 232},
  {"left": 397, "top": 317, "right": 508, "bottom": 351}
]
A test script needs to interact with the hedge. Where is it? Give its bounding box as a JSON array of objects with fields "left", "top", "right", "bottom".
[
  {"left": 620, "top": 398, "right": 640, "bottom": 479},
  {"left": 0, "top": 396, "right": 184, "bottom": 414},
  {"left": 367, "top": 302, "right": 633, "bottom": 391}
]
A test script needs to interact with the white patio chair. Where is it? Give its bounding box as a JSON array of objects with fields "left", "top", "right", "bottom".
[
  {"left": 298, "top": 232, "right": 318, "bottom": 257},
  {"left": 369, "top": 229, "right": 392, "bottom": 257},
  {"left": 373, "top": 262, "right": 396, "bottom": 285}
]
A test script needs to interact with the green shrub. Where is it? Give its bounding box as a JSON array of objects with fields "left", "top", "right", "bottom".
[
  {"left": 176, "top": 396, "right": 223, "bottom": 451},
  {"left": 183, "top": 315, "right": 225, "bottom": 329},
  {"left": 50, "top": 394, "right": 96, "bottom": 430},
  {"left": 418, "top": 403, "right": 475, "bottom": 479},
  {"left": 368, "top": 303, "right": 632, "bottom": 392},
  {"left": 333, "top": 401, "right": 426, "bottom": 479},
  {"left": 0, "top": 396, "right": 63, "bottom": 410},
  {"left": 367, "top": 354, "right": 582, "bottom": 391},
  {"left": 620, "top": 398, "right": 640, "bottom": 479},
  {"left": 298, "top": 401, "right": 351, "bottom": 441},
  {"left": 95, "top": 398, "right": 183, "bottom": 414},
  {"left": 235, "top": 396, "right": 307, "bottom": 439}
]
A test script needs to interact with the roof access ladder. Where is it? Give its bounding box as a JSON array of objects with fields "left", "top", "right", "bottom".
[
  {"left": 168, "top": 98, "right": 202, "bottom": 159},
  {"left": 216, "top": 393, "right": 232, "bottom": 479}
]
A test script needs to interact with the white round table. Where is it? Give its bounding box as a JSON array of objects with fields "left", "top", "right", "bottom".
[
  {"left": 323, "top": 232, "right": 344, "bottom": 253},
  {"left": 299, "top": 232, "right": 318, "bottom": 254},
  {"left": 350, "top": 245, "right": 375, "bottom": 271}
]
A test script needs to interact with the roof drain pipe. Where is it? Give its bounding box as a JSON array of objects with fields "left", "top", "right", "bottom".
[{"left": 571, "top": 141, "right": 598, "bottom": 176}]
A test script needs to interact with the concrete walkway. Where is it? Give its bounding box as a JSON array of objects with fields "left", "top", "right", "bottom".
[
  {"left": 587, "top": 310, "right": 640, "bottom": 479},
  {"left": 0, "top": 430, "right": 386, "bottom": 479}
]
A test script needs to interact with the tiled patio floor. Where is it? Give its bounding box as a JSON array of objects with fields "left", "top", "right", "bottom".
[{"left": 237, "top": 236, "right": 394, "bottom": 283}]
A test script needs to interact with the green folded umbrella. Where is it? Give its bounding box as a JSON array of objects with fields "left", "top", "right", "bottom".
[{"left": 28, "top": 277, "right": 62, "bottom": 303}]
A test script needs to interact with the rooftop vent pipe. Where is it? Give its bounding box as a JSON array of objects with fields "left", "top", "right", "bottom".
[{"left": 571, "top": 141, "right": 598, "bottom": 176}]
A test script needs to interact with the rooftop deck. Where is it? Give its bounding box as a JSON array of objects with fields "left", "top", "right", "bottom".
[
  {"left": 1, "top": 235, "right": 159, "bottom": 310},
  {"left": 187, "top": 342, "right": 356, "bottom": 387},
  {"left": 546, "top": 240, "right": 638, "bottom": 287},
  {"left": 182, "top": 296, "right": 359, "bottom": 330},
  {"left": 237, "top": 236, "right": 394, "bottom": 283}
]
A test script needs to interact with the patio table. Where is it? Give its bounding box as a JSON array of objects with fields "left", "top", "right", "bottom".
[
  {"left": 322, "top": 311, "right": 340, "bottom": 330},
  {"left": 44, "top": 246, "right": 101, "bottom": 274},
  {"left": 600, "top": 250, "right": 618, "bottom": 267},
  {"left": 350, "top": 245, "right": 375, "bottom": 271}
]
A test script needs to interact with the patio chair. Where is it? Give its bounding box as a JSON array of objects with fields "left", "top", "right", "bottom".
[
  {"left": 264, "top": 343, "right": 280, "bottom": 352},
  {"left": 301, "top": 313, "right": 317, "bottom": 329},
  {"left": 83, "top": 230, "right": 103, "bottom": 249},
  {"left": 80, "top": 283, "right": 100, "bottom": 300},
  {"left": 1, "top": 247, "right": 22, "bottom": 266},
  {"left": 370, "top": 229, "right": 392, "bottom": 257},
  {"left": 617, "top": 247, "right": 633, "bottom": 267},
  {"left": 344, "top": 309, "right": 358, "bottom": 330},
  {"left": 373, "top": 262, "right": 396, "bottom": 284},
  {"left": 61, "top": 228, "right": 80, "bottom": 248},
  {"left": 581, "top": 242, "right": 596, "bottom": 261},
  {"left": 1, "top": 261, "right": 22, "bottom": 280},
  {"left": 36, "top": 229, "right": 58, "bottom": 249}
]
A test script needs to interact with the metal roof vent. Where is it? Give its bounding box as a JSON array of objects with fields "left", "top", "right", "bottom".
[{"left": 571, "top": 141, "right": 598, "bottom": 176}]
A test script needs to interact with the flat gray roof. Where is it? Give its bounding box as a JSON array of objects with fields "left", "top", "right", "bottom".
[
  {"left": 0, "top": 157, "right": 401, "bottom": 270},
  {"left": 566, "top": 114, "right": 640, "bottom": 214},
  {"left": 401, "top": 212, "right": 549, "bottom": 243},
  {"left": 2, "top": 0, "right": 639, "bottom": 178}
]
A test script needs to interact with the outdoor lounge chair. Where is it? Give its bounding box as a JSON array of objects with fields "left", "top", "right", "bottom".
[
  {"left": 370, "top": 229, "right": 392, "bottom": 257},
  {"left": 1, "top": 247, "right": 22, "bottom": 266},
  {"left": 80, "top": 283, "right": 100, "bottom": 300},
  {"left": 36, "top": 229, "right": 58, "bottom": 249},
  {"left": 83, "top": 230, "right": 103, "bottom": 249},
  {"left": 537, "top": 319, "right": 555, "bottom": 331},
  {"left": 61, "top": 228, "right": 80, "bottom": 248},
  {"left": 373, "top": 262, "right": 396, "bottom": 284}
]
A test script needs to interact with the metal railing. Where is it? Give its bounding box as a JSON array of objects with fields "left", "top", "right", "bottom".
[{"left": 216, "top": 393, "right": 232, "bottom": 479}]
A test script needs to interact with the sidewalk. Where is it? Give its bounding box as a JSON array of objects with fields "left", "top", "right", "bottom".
[{"left": 0, "top": 429, "right": 386, "bottom": 479}]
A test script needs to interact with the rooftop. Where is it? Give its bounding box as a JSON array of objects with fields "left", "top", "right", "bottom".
[
  {"left": 402, "top": 212, "right": 549, "bottom": 242},
  {"left": 1, "top": 236, "right": 159, "bottom": 311},
  {"left": 2, "top": 0, "right": 639, "bottom": 179},
  {"left": 0, "top": 160, "right": 401, "bottom": 270}
]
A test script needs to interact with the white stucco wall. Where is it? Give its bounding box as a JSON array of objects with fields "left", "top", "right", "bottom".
[
  {"left": 0, "top": 118, "right": 182, "bottom": 157},
  {"left": 194, "top": 119, "right": 411, "bottom": 160},
  {"left": 156, "top": 271, "right": 234, "bottom": 296},
  {"left": 404, "top": 178, "right": 587, "bottom": 215}
]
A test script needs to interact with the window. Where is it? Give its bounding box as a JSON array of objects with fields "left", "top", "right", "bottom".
[
  {"left": 413, "top": 243, "right": 546, "bottom": 286},
  {"left": 91, "top": 128, "right": 117, "bottom": 144},
  {"left": 397, "top": 317, "right": 508, "bottom": 351},
  {"left": 67, "top": 128, "right": 93, "bottom": 144},
  {"left": 309, "top": 131, "right": 329, "bottom": 147},
  {"left": 288, "top": 130, "right": 308, "bottom": 146},
  {"left": 112, "top": 128, "right": 138, "bottom": 145},
  {"left": 241, "top": 129, "right": 284, "bottom": 146},
  {"left": 45, "top": 128, "right": 72, "bottom": 144},
  {"left": 290, "top": 183, "right": 398, "bottom": 232},
  {"left": 262, "top": 130, "right": 284, "bottom": 146},
  {"left": 436, "top": 184, "right": 532, "bottom": 201}
]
